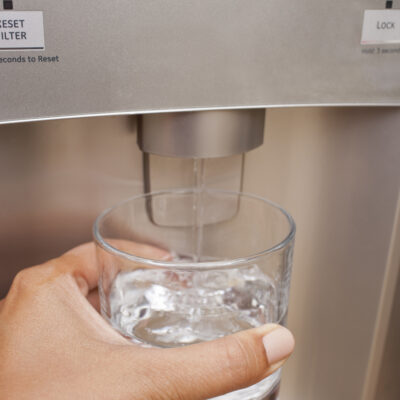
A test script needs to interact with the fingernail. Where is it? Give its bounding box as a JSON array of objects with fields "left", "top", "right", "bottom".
[{"left": 262, "top": 326, "right": 295, "bottom": 365}]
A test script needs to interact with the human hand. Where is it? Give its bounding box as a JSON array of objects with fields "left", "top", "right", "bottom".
[{"left": 0, "top": 243, "right": 294, "bottom": 400}]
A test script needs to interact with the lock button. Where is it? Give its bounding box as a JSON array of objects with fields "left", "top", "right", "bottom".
[{"left": 361, "top": 9, "right": 400, "bottom": 44}]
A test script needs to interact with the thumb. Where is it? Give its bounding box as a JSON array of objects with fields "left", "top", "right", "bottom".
[{"left": 156, "top": 324, "right": 295, "bottom": 400}]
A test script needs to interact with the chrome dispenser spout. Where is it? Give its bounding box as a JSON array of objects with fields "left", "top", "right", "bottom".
[
  {"left": 138, "top": 109, "right": 265, "bottom": 158},
  {"left": 137, "top": 109, "right": 265, "bottom": 227}
]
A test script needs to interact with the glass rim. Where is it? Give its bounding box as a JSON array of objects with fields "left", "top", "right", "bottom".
[{"left": 93, "top": 188, "right": 296, "bottom": 270}]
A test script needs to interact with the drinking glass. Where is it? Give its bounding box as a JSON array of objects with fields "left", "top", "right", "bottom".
[{"left": 94, "top": 189, "right": 295, "bottom": 400}]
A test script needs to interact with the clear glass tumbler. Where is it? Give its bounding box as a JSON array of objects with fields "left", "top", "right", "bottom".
[{"left": 94, "top": 189, "right": 295, "bottom": 400}]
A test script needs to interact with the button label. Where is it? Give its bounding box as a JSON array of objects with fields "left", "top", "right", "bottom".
[
  {"left": 361, "top": 10, "right": 400, "bottom": 44},
  {"left": 376, "top": 21, "right": 395, "bottom": 30},
  {"left": 0, "top": 11, "right": 44, "bottom": 50}
]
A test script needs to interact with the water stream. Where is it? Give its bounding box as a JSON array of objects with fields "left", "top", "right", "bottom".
[{"left": 192, "top": 158, "right": 205, "bottom": 262}]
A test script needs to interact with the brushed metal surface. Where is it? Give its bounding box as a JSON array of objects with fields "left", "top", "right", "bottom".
[
  {"left": 0, "top": 115, "right": 144, "bottom": 296},
  {"left": 375, "top": 268, "right": 400, "bottom": 400},
  {"left": 1, "top": 0, "right": 400, "bottom": 124},
  {"left": 138, "top": 109, "right": 265, "bottom": 158},
  {"left": 243, "top": 107, "right": 400, "bottom": 400},
  {"left": 362, "top": 197, "right": 400, "bottom": 400},
  {"left": 373, "top": 198, "right": 400, "bottom": 400},
  {"left": 0, "top": 108, "right": 399, "bottom": 400}
]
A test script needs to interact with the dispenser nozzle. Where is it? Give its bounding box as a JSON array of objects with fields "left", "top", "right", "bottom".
[{"left": 138, "top": 109, "right": 265, "bottom": 158}]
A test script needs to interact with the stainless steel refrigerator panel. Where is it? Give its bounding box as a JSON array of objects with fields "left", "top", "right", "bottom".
[
  {"left": 243, "top": 107, "right": 400, "bottom": 400},
  {"left": 1, "top": 0, "right": 400, "bottom": 124},
  {"left": 0, "top": 115, "right": 144, "bottom": 295}
]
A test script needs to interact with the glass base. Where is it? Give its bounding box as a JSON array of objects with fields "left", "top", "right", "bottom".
[
  {"left": 210, "top": 371, "right": 280, "bottom": 400},
  {"left": 262, "top": 384, "right": 279, "bottom": 400}
]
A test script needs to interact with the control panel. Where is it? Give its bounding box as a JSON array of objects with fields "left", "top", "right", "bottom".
[{"left": 0, "top": 0, "right": 399, "bottom": 124}]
